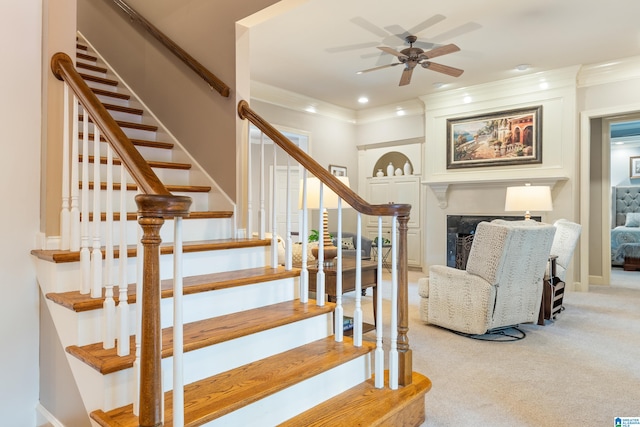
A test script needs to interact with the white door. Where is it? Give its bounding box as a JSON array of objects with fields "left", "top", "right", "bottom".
[{"left": 270, "top": 166, "right": 301, "bottom": 242}]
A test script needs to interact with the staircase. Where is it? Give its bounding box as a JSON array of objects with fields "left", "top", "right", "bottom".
[{"left": 34, "top": 38, "right": 430, "bottom": 426}]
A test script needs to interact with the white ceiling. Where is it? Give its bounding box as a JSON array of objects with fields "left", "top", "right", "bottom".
[{"left": 249, "top": 0, "right": 640, "bottom": 111}]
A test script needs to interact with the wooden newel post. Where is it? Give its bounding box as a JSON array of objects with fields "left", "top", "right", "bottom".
[
  {"left": 136, "top": 194, "right": 191, "bottom": 427},
  {"left": 397, "top": 214, "right": 413, "bottom": 386},
  {"left": 138, "top": 215, "right": 164, "bottom": 427}
]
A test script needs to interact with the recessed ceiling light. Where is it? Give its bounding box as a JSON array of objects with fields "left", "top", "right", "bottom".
[
  {"left": 515, "top": 64, "right": 530, "bottom": 71},
  {"left": 463, "top": 95, "right": 472, "bottom": 104},
  {"left": 305, "top": 106, "right": 316, "bottom": 113},
  {"left": 358, "top": 97, "right": 369, "bottom": 104}
]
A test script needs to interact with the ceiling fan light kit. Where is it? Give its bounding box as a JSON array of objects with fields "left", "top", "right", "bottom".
[{"left": 359, "top": 35, "right": 464, "bottom": 86}]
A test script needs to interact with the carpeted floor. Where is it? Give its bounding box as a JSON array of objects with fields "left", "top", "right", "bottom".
[{"left": 343, "top": 268, "right": 640, "bottom": 427}]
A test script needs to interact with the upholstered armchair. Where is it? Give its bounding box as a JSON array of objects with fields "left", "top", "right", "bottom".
[
  {"left": 418, "top": 220, "right": 556, "bottom": 335},
  {"left": 549, "top": 219, "right": 582, "bottom": 281}
]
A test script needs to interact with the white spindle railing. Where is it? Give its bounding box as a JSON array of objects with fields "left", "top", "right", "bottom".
[
  {"left": 103, "top": 144, "right": 116, "bottom": 349},
  {"left": 117, "top": 164, "right": 130, "bottom": 358},
  {"left": 173, "top": 217, "right": 185, "bottom": 427},
  {"left": 244, "top": 122, "right": 411, "bottom": 390},
  {"left": 60, "top": 83, "right": 71, "bottom": 251},
  {"left": 70, "top": 95, "right": 80, "bottom": 252},
  {"left": 80, "top": 113, "right": 91, "bottom": 295},
  {"left": 90, "top": 129, "right": 103, "bottom": 298}
]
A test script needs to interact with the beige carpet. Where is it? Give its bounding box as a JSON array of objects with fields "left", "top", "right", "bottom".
[{"left": 343, "top": 268, "right": 640, "bottom": 427}]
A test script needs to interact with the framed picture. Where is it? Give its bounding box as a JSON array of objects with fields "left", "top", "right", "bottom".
[
  {"left": 329, "top": 164, "right": 347, "bottom": 177},
  {"left": 631, "top": 156, "right": 640, "bottom": 179},
  {"left": 446, "top": 106, "right": 542, "bottom": 169}
]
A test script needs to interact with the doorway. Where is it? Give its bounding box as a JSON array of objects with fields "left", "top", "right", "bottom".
[{"left": 583, "top": 111, "right": 640, "bottom": 289}]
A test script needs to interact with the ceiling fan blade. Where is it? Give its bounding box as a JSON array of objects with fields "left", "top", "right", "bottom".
[
  {"left": 407, "top": 14, "right": 446, "bottom": 36},
  {"left": 384, "top": 24, "right": 410, "bottom": 41},
  {"left": 358, "top": 63, "right": 402, "bottom": 74},
  {"left": 351, "top": 16, "right": 388, "bottom": 38},
  {"left": 421, "top": 43, "right": 460, "bottom": 59},
  {"left": 378, "top": 46, "right": 407, "bottom": 58},
  {"left": 413, "top": 41, "right": 438, "bottom": 51},
  {"left": 421, "top": 61, "right": 464, "bottom": 77},
  {"left": 399, "top": 67, "right": 414, "bottom": 86},
  {"left": 325, "top": 41, "right": 380, "bottom": 53}
]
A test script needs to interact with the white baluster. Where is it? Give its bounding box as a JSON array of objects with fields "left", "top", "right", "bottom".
[
  {"left": 353, "top": 213, "right": 363, "bottom": 347},
  {"left": 389, "top": 215, "right": 399, "bottom": 389},
  {"left": 315, "top": 184, "right": 325, "bottom": 307},
  {"left": 103, "top": 144, "right": 115, "bottom": 349},
  {"left": 258, "top": 132, "right": 265, "bottom": 239},
  {"left": 117, "top": 165, "right": 130, "bottom": 357},
  {"left": 334, "top": 199, "right": 343, "bottom": 342},
  {"left": 247, "top": 130, "right": 253, "bottom": 238},
  {"left": 271, "top": 143, "right": 278, "bottom": 268},
  {"left": 60, "top": 83, "right": 70, "bottom": 250},
  {"left": 285, "top": 157, "right": 292, "bottom": 270},
  {"left": 173, "top": 217, "right": 185, "bottom": 427},
  {"left": 375, "top": 216, "right": 384, "bottom": 388},
  {"left": 300, "top": 170, "right": 309, "bottom": 303},
  {"left": 133, "top": 218, "right": 143, "bottom": 416},
  {"left": 80, "top": 111, "right": 91, "bottom": 294},
  {"left": 70, "top": 96, "right": 80, "bottom": 251},
  {"left": 91, "top": 128, "right": 103, "bottom": 298}
]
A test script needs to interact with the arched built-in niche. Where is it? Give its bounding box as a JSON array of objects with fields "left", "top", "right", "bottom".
[{"left": 372, "top": 151, "right": 413, "bottom": 177}]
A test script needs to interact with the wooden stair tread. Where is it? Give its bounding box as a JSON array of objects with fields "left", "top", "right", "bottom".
[
  {"left": 76, "top": 62, "right": 107, "bottom": 74},
  {"left": 78, "top": 133, "right": 174, "bottom": 150},
  {"left": 82, "top": 181, "right": 212, "bottom": 193},
  {"left": 68, "top": 297, "right": 325, "bottom": 374},
  {"left": 76, "top": 52, "right": 97, "bottom": 62},
  {"left": 90, "top": 336, "right": 373, "bottom": 427},
  {"left": 79, "top": 72, "right": 118, "bottom": 86},
  {"left": 76, "top": 43, "right": 87, "bottom": 51},
  {"left": 101, "top": 103, "right": 143, "bottom": 116},
  {"left": 279, "top": 371, "right": 432, "bottom": 427},
  {"left": 31, "top": 236, "right": 266, "bottom": 263},
  {"left": 79, "top": 154, "right": 191, "bottom": 170},
  {"left": 79, "top": 116, "right": 158, "bottom": 132},
  {"left": 47, "top": 265, "right": 298, "bottom": 312},
  {"left": 91, "top": 88, "right": 130, "bottom": 100}
]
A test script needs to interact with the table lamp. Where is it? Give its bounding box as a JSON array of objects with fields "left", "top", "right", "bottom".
[
  {"left": 504, "top": 183, "right": 553, "bottom": 220},
  {"left": 301, "top": 176, "right": 350, "bottom": 264}
]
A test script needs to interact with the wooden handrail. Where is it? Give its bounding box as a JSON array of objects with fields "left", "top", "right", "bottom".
[
  {"left": 111, "top": 0, "right": 230, "bottom": 98},
  {"left": 238, "top": 101, "right": 411, "bottom": 218},
  {"left": 238, "top": 99, "right": 413, "bottom": 386}
]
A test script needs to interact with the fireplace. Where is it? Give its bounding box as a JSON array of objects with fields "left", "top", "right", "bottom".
[{"left": 446, "top": 215, "right": 539, "bottom": 269}]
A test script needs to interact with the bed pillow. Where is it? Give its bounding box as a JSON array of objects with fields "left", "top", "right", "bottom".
[{"left": 625, "top": 212, "right": 640, "bottom": 227}]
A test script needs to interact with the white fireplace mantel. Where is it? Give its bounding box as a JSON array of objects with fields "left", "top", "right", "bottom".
[{"left": 422, "top": 176, "right": 568, "bottom": 208}]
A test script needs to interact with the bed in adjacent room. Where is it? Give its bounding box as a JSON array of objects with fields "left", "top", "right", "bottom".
[{"left": 611, "top": 186, "right": 640, "bottom": 268}]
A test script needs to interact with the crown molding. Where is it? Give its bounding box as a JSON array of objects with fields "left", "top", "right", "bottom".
[
  {"left": 577, "top": 55, "right": 640, "bottom": 88},
  {"left": 250, "top": 81, "right": 357, "bottom": 123}
]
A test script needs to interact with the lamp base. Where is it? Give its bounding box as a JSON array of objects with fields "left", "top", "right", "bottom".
[{"left": 311, "top": 244, "right": 338, "bottom": 266}]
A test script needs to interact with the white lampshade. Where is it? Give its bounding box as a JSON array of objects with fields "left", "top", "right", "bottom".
[
  {"left": 299, "top": 176, "right": 350, "bottom": 210},
  {"left": 505, "top": 184, "right": 552, "bottom": 220}
]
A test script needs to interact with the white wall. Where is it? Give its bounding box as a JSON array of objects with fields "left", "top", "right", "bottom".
[
  {"left": 420, "top": 67, "right": 580, "bottom": 285},
  {"left": 0, "top": 1, "right": 42, "bottom": 424},
  {"left": 611, "top": 144, "right": 640, "bottom": 187}
]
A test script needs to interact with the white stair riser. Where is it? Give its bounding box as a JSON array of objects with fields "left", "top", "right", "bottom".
[
  {"left": 79, "top": 163, "right": 192, "bottom": 186},
  {"left": 83, "top": 79, "right": 120, "bottom": 93},
  {"left": 89, "top": 143, "right": 173, "bottom": 162},
  {"left": 76, "top": 66, "right": 106, "bottom": 79},
  {"left": 105, "top": 109, "right": 143, "bottom": 124},
  {"left": 69, "top": 313, "right": 333, "bottom": 412},
  {"left": 34, "top": 244, "right": 266, "bottom": 294},
  {"left": 95, "top": 94, "right": 130, "bottom": 107},
  {"left": 207, "top": 354, "right": 372, "bottom": 427},
  {"left": 73, "top": 277, "right": 296, "bottom": 346},
  {"left": 80, "top": 188, "right": 210, "bottom": 212}
]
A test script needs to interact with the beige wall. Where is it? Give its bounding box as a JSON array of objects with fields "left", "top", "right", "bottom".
[{"left": 0, "top": 0, "right": 42, "bottom": 424}]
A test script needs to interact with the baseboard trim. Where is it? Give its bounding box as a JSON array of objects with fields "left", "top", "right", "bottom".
[{"left": 36, "top": 403, "right": 65, "bottom": 427}]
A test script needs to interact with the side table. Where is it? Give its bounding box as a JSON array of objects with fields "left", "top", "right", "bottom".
[
  {"left": 371, "top": 244, "right": 392, "bottom": 272},
  {"left": 538, "top": 255, "right": 566, "bottom": 325}
]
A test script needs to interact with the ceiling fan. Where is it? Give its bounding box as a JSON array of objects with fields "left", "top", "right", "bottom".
[{"left": 358, "top": 35, "right": 464, "bottom": 86}]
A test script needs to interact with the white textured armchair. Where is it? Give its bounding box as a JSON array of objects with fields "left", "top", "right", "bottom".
[
  {"left": 419, "top": 220, "right": 556, "bottom": 335},
  {"left": 549, "top": 219, "right": 582, "bottom": 282}
]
